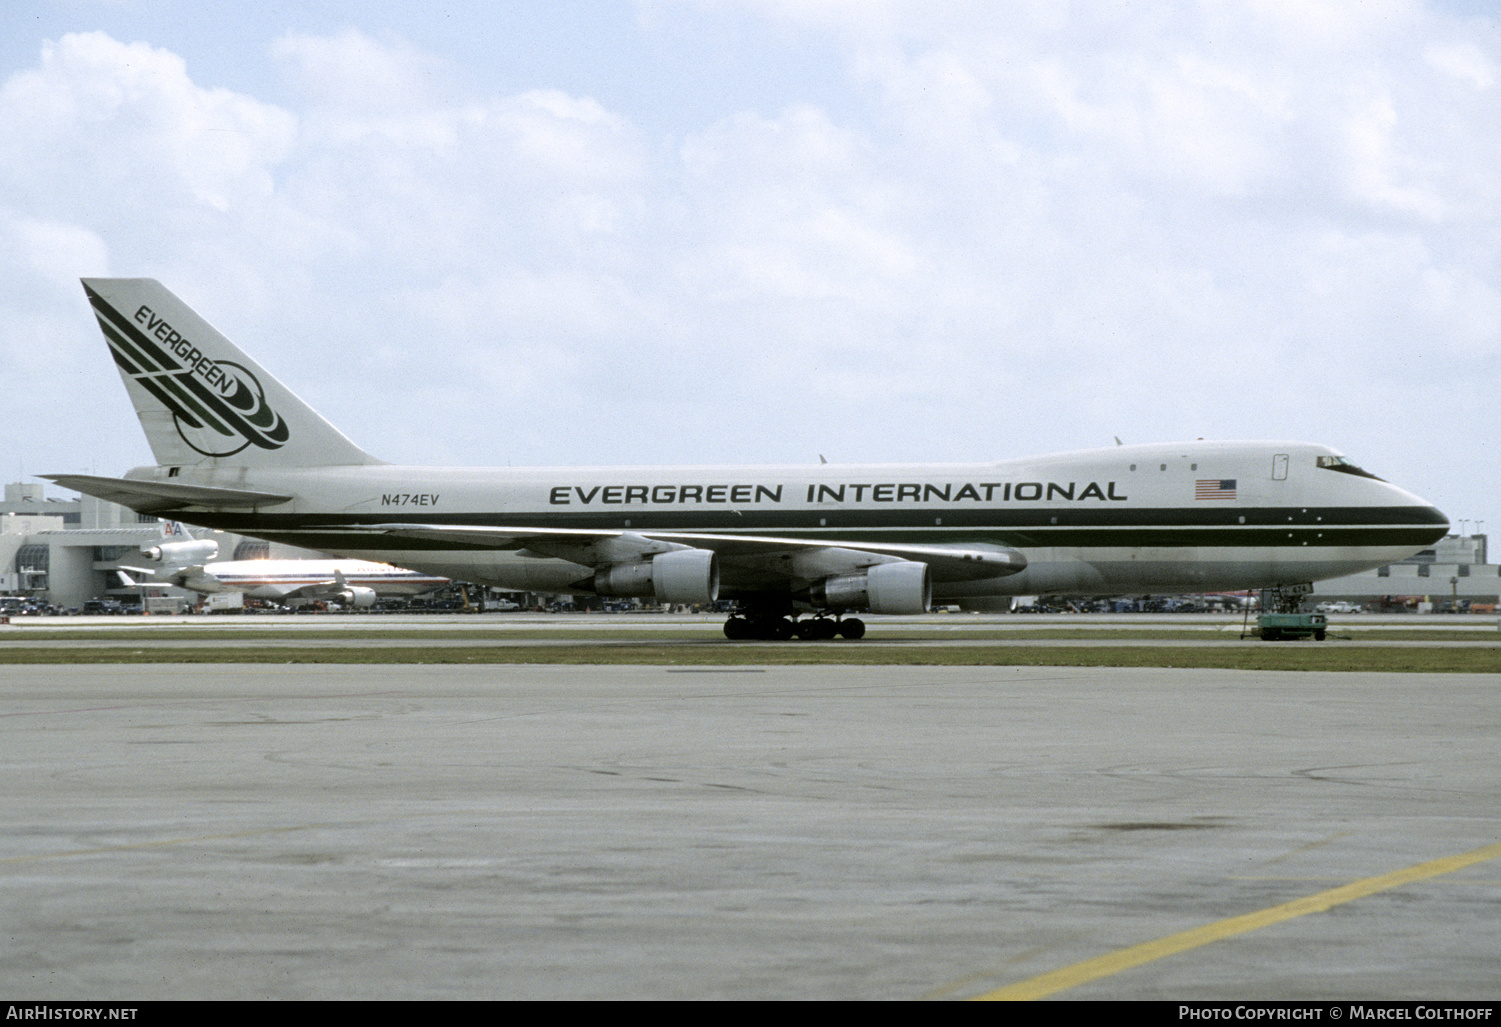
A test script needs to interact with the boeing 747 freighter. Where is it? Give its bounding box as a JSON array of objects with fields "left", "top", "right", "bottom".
[{"left": 48, "top": 279, "right": 1448, "bottom": 639}]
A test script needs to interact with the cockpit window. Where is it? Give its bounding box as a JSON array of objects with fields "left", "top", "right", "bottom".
[{"left": 1316, "top": 455, "right": 1386, "bottom": 482}]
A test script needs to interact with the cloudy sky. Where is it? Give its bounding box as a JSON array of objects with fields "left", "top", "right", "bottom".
[{"left": 2, "top": 0, "right": 1496, "bottom": 537}]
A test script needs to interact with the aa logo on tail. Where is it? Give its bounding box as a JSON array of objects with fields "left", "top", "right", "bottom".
[{"left": 86, "top": 286, "right": 290, "bottom": 457}]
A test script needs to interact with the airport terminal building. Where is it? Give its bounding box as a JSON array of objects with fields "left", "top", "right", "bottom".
[
  {"left": 1308, "top": 532, "right": 1497, "bottom": 611},
  {"left": 1, "top": 482, "right": 260, "bottom": 612}
]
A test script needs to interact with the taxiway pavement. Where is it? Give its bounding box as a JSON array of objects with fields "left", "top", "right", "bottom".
[{"left": 3, "top": 664, "right": 1498, "bottom": 1000}]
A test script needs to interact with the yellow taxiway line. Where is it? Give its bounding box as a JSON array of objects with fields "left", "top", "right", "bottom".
[{"left": 972, "top": 839, "right": 1501, "bottom": 1000}]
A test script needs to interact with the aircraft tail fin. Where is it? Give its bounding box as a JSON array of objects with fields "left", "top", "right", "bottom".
[{"left": 81, "top": 278, "right": 382, "bottom": 469}]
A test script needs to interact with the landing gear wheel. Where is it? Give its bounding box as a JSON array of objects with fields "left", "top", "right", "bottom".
[
  {"left": 727, "top": 610, "right": 801, "bottom": 640},
  {"left": 838, "top": 618, "right": 866, "bottom": 640},
  {"left": 794, "top": 618, "right": 839, "bottom": 641}
]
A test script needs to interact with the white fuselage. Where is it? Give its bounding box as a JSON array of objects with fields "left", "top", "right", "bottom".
[
  {"left": 134, "top": 439, "right": 1448, "bottom": 601},
  {"left": 180, "top": 560, "right": 450, "bottom": 599}
]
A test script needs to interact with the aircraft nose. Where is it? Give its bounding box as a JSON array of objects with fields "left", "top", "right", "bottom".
[
  {"left": 1427, "top": 509, "right": 1451, "bottom": 545},
  {"left": 1391, "top": 484, "right": 1449, "bottom": 546}
]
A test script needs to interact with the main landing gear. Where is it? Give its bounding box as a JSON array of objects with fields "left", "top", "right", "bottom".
[{"left": 722, "top": 613, "right": 866, "bottom": 641}]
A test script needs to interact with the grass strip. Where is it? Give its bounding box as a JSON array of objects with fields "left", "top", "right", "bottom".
[
  {"left": 3, "top": 628, "right": 1493, "bottom": 643},
  {"left": 0, "top": 644, "right": 1494, "bottom": 671}
]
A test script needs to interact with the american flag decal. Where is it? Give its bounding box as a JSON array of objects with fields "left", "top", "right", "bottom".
[{"left": 1195, "top": 479, "right": 1237, "bottom": 500}]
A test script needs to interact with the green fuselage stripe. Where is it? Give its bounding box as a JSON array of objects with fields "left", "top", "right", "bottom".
[{"left": 180, "top": 506, "right": 1448, "bottom": 554}]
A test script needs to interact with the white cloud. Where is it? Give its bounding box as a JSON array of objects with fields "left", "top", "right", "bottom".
[
  {"left": 1425, "top": 40, "right": 1495, "bottom": 89},
  {"left": 1, "top": 215, "right": 109, "bottom": 288},
  {"left": 271, "top": 27, "right": 449, "bottom": 115},
  {"left": 0, "top": 32, "right": 295, "bottom": 215},
  {"left": 1, "top": 5, "right": 1497, "bottom": 527}
]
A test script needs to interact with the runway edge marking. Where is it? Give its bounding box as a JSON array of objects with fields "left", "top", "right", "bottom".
[{"left": 969, "top": 838, "right": 1501, "bottom": 1001}]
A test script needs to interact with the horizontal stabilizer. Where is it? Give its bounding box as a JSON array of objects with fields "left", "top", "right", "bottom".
[{"left": 40, "top": 474, "right": 292, "bottom": 513}]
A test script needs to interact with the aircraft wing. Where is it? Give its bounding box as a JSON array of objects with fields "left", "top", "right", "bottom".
[
  {"left": 171, "top": 566, "right": 232, "bottom": 594},
  {"left": 252, "top": 571, "right": 376, "bottom": 608},
  {"left": 267, "top": 580, "right": 344, "bottom": 601},
  {"left": 361, "top": 524, "right": 1025, "bottom": 582},
  {"left": 179, "top": 577, "right": 345, "bottom": 602},
  {"left": 40, "top": 474, "right": 291, "bottom": 512}
]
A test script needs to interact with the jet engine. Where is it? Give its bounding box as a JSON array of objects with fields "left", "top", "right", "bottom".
[
  {"left": 337, "top": 586, "right": 377, "bottom": 609},
  {"left": 140, "top": 539, "right": 219, "bottom": 565},
  {"left": 592, "top": 549, "right": 719, "bottom": 604},
  {"left": 811, "top": 561, "right": 931, "bottom": 615}
]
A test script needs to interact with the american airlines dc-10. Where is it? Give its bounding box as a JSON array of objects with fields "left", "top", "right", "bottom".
[
  {"left": 48, "top": 279, "right": 1449, "bottom": 639},
  {"left": 114, "top": 523, "right": 449, "bottom": 608}
]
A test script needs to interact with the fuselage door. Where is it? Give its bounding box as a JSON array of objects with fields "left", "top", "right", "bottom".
[{"left": 1271, "top": 454, "right": 1289, "bottom": 481}]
